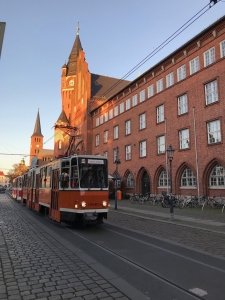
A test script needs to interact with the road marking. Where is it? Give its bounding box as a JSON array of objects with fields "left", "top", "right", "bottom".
[{"left": 189, "top": 288, "right": 208, "bottom": 296}]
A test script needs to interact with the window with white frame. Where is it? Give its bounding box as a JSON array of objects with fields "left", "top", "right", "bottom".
[
  {"left": 220, "top": 40, "right": 225, "bottom": 58},
  {"left": 139, "top": 113, "right": 146, "bottom": 130},
  {"left": 166, "top": 72, "right": 174, "bottom": 87},
  {"left": 190, "top": 56, "right": 200, "bottom": 75},
  {"left": 178, "top": 94, "right": 188, "bottom": 115},
  {"left": 148, "top": 84, "right": 154, "bottom": 98},
  {"left": 157, "top": 105, "right": 164, "bottom": 123},
  {"left": 104, "top": 130, "right": 108, "bottom": 143},
  {"left": 103, "top": 151, "right": 108, "bottom": 158},
  {"left": 125, "top": 145, "right": 131, "bottom": 160},
  {"left": 120, "top": 102, "right": 124, "bottom": 114},
  {"left": 140, "top": 89, "right": 145, "bottom": 102},
  {"left": 205, "top": 80, "right": 218, "bottom": 105},
  {"left": 114, "top": 106, "right": 118, "bottom": 116},
  {"left": 157, "top": 136, "right": 165, "bottom": 154},
  {"left": 96, "top": 117, "right": 99, "bottom": 127},
  {"left": 114, "top": 125, "right": 118, "bottom": 139},
  {"left": 126, "top": 173, "right": 134, "bottom": 187},
  {"left": 181, "top": 167, "right": 196, "bottom": 187},
  {"left": 204, "top": 47, "right": 215, "bottom": 67},
  {"left": 125, "top": 120, "right": 131, "bottom": 135},
  {"left": 177, "top": 65, "right": 186, "bottom": 81},
  {"left": 209, "top": 164, "right": 225, "bottom": 187},
  {"left": 179, "top": 129, "right": 189, "bottom": 149},
  {"left": 95, "top": 134, "right": 99, "bottom": 146},
  {"left": 132, "top": 94, "right": 138, "bottom": 106},
  {"left": 158, "top": 170, "right": 169, "bottom": 187},
  {"left": 104, "top": 112, "right": 108, "bottom": 122},
  {"left": 156, "top": 78, "right": 163, "bottom": 93},
  {"left": 126, "top": 98, "right": 131, "bottom": 110},
  {"left": 140, "top": 141, "right": 146, "bottom": 157},
  {"left": 109, "top": 109, "right": 113, "bottom": 119},
  {"left": 113, "top": 148, "right": 118, "bottom": 163},
  {"left": 100, "top": 115, "right": 103, "bottom": 124},
  {"left": 207, "top": 120, "right": 221, "bottom": 144}
]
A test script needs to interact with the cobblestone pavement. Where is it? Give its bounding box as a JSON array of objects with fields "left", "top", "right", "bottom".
[
  {"left": 107, "top": 200, "right": 225, "bottom": 259},
  {"left": 0, "top": 194, "right": 141, "bottom": 300}
]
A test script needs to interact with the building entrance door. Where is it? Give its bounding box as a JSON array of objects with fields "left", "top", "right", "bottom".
[{"left": 142, "top": 171, "right": 150, "bottom": 195}]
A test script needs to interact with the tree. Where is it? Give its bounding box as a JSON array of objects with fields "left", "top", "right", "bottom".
[{"left": 7, "top": 163, "right": 29, "bottom": 183}]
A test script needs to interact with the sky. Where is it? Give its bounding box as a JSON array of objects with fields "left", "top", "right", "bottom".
[{"left": 0, "top": 0, "right": 224, "bottom": 173}]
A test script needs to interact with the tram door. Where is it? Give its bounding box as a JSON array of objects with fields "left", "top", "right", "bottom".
[
  {"left": 142, "top": 171, "right": 150, "bottom": 195},
  {"left": 50, "top": 169, "right": 59, "bottom": 222}
]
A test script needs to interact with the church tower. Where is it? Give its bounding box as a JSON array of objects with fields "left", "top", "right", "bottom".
[{"left": 30, "top": 109, "right": 44, "bottom": 166}]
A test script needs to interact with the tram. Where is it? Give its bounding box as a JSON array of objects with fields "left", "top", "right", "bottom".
[
  {"left": 12, "top": 175, "right": 22, "bottom": 201},
  {"left": 13, "top": 154, "right": 109, "bottom": 225}
]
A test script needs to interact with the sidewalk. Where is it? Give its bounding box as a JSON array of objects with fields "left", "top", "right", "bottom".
[
  {"left": 0, "top": 194, "right": 147, "bottom": 300},
  {"left": 109, "top": 199, "right": 225, "bottom": 233}
]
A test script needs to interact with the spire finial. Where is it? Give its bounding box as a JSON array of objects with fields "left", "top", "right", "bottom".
[{"left": 76, "top": 22, "right": 80, "bottom": 35}]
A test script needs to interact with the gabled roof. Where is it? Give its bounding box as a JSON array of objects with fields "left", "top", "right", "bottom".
[
  {"left": 91, "top": 73, "right": 130, "bottom": 100},
  {"left": 56, "top": 110, "right": 69, "bottom": 124},
  {"left": 31, "top": 110, "right": 43, "bottom": 137}
]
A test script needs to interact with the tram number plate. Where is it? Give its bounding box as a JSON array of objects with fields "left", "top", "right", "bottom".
[{"left": 87, "top": 203, "right": 101, "bottom": 207}]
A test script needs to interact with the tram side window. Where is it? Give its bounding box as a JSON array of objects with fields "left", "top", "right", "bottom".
[
  {"left": 71, "top": 158, "right": 78, "bottom": 188},
  {"left": 61, "top": 160, "right": 70, "bottom": 188},
  {"left": 45, "top": 166, "right": 52, "bottom": 188},
  {"left": 40, "top": 168, "right": 44, "bottom": 188}
]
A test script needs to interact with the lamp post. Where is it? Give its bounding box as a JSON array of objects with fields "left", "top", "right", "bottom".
[
  {"left": 166, "top": 145, "right": 175, "bottom": 220},
  {"left": 114, "top": 147, "right": 121, "bottom": 210}
]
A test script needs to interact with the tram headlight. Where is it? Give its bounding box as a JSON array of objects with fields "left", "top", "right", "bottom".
[
  {"left": 102, "top": 200, "right": 107, "bottom": 207},
  {"left": 81, "top": 201, "right": 86, "bottom": 208}
]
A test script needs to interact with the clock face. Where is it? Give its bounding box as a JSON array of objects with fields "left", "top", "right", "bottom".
[{"left": 69, "top": 80, "right": 74, "bottom": 86}]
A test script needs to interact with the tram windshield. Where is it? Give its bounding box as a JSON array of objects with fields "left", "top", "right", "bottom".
[{"left": 79, "top": 157, "right": 108, "bottom": 189}]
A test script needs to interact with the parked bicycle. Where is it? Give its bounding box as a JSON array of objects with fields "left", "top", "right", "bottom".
[{"left": 130, "top": 193, "right": 142, "bottom": 204}]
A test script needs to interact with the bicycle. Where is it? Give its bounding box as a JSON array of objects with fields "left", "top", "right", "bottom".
[{"left": 130, "top": 193, "right": 142, "bottom": 204}]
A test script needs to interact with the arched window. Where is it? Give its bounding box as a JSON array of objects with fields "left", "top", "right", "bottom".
[
  {"left": 158, "top": 170, "right": 169, "bottom": 187},
  {"left": 181, "top": 167, "right": 196, "bottom": 187},
  {"left": 209, "top": 164, "right": 225, "bottom": 187},
  {"left": 58, "top": 140, "right": 62, "bottom": 150},
  {"left": 126, "top": 173, "right": 134, "bottom": 187}
]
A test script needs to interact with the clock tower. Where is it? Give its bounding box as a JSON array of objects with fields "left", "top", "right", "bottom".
[{"left": 30, "top": 109, "right": 44, "bottom": 166}]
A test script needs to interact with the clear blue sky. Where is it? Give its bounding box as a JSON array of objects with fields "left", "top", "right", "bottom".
[{"left": 0, "top": 0, "right": 224, "bottom": 173}]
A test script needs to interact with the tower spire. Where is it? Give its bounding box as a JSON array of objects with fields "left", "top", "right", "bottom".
[
  {"left": 32, "top": 109, "right": 43, "bottom": 137},
  {"left": 76, "top": 21, "right": 79, "bottom": 35}
]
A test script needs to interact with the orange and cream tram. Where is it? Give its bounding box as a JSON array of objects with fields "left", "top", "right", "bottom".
[
  {"left": 12, "top": 175, "right": 22, "bottom": 201},
  {"left": 15, "top": 155, "right": 109, "bottom": 225}
]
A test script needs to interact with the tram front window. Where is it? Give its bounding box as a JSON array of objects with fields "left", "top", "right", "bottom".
[{"left": 79, "top": 158, "right": 108, "bottom": 189}]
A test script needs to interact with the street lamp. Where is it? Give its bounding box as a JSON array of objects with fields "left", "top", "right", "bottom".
[
  {"left": 166, "top": 145, "right": 175, "bottom": 220},
  {"left": 114, "top": 147, "right": 121, "bottom": 210}
]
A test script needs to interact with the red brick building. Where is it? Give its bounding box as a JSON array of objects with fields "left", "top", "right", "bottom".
[{"left": 31, "top": 17, "right": 225, "bottom": 198}]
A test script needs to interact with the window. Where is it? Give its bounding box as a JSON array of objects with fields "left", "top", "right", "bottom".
[
  {"left": 156, "top": 79, "right": 163, "bottom": 93},
  {"left": 178, "top": 94, "right": 188, "bottom": 115},
  {"left": 96, "top": 118, "right": 99, "bottom": 127},
  {"left": 177, "top": 65, "right": 186, "bottom": 81},
  {"left": 126, "top": 98, "right": 131, "bottom": 110},
  {"left": 140, "top": 89, "right": 145, "bottom": 102},
  {"left": 125, "top": 145, "right": 131, "bottom": 160},
  {"left": 139, "top": 113, "right": 146, "bottom": 130},
  {"left": 104, "top": 130, "right": 108, "bottom": 143},
  {"left": 207, "top": 120, "right": 221, "bottom": 144},
  {"left": 209, "top": 164, "right": 225, "bottom": 187},
  {"left": 58, "top": 140, "right": 62, "bottom": 150},
  {"left": 148, "top": 84, "right": 154, "bottom": 98},
  {"left": 127, "top": 173, "right": 134, "bottom": 187},
  {"left": 158, "top": 170, "right": 169, "bottom": 187},
  {"left": 140, "top": 141, "right": 146, "bottom": 157},
  {"left": 104, "top": 112, "right": 108, "bottom": 122},
  {"left": 113, "top": 148, "right": 118, "bottom": 163},
  {"left": 114, "top": 125, "right": 118, "bottom": 139},
  {"left": 157, "top": 136, "right": 165, "bottom": 154},
  {"left": 103, "top": 151, "right": 108, "bottom": 158},
  {"left": 114, "top": 106, "right": 118, "bottom": 116},
  {"left": 181, "top": 167, "right": 196, "bottom": 187},
  {"left": 109, "top": 109, "right": 113, "bottom": 119},
  {"left": 220, "top": 40, "right": 225, "bottom": 58},
  {"left": 190, "top": 56, "right": 200, "bottom": 75},
  {"left": 120, "top": 102, "right": 124, "bottom": 114},
  {"left": 179, "top": 129, "right": 189, "bottom": 149},
  {"left": 166, "top": 72, "right": 174, "bottom": 87},
  {"left": 157, "top": 105, "right": 164, "bottom": 123},
  {"left": 125, "top": 120, "right": 131, "bottom": 135},
  {"left": 205, "top": 80, "right": 218, "bottom": 105},
  {"left": 100, "top": 115, "right": 103, "bottom": 124},
  {"left": 204, "top": 47, "right": 215, "bottom": 67},
  {"left": 95, "top": 134, "right": 99, "bottom": 146},
  {"left": 132, "top": 94, "right": 138, "bottom": 106}
]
